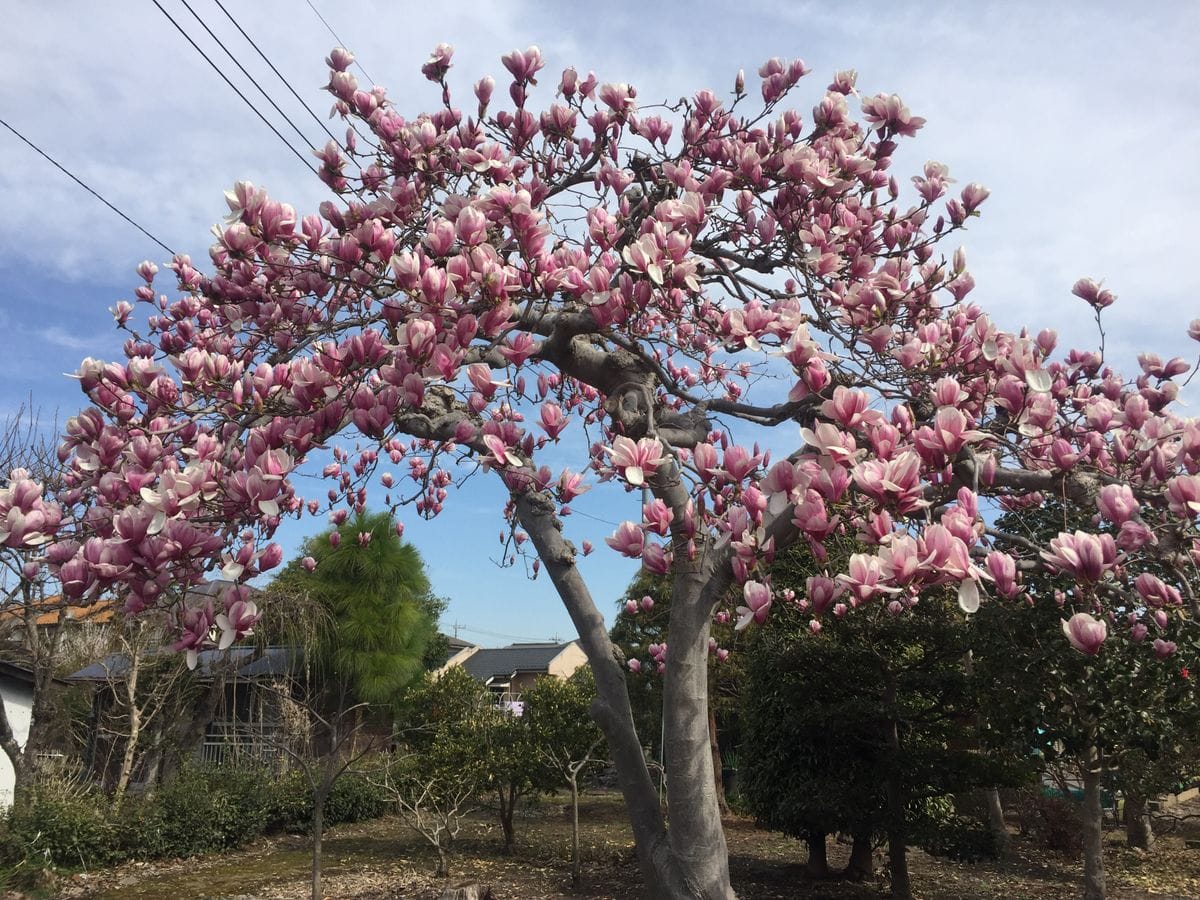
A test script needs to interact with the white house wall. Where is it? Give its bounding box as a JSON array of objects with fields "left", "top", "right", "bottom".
[{"left": 0, "top": 678, "right": 33, "bottom": 807}]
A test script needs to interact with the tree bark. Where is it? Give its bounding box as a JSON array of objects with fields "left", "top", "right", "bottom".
[
  {"left": 498, "top": 784, "right": 516, "bottom": 853},
  {"left": 311, "top": 792, "right": 325, "bottom": 900},
  {"left": 114, "top": 650, "right": 142, "bottom": 798},
  {"left": 570, "top": 773, "right": 581, "bottom": 886},
  {"left": 883, "top": 677, "right": 911, "bottom": 900},
  {"left": 846, "top": 833, "right": 874, "bottom": 881},
  {"left": 160, "top": 668, "right": 228, "bottom": 782},
  {"left": 1124, "top": 793, "right": 1153, "bottom": 851},
  {"left": 515, "top": 491, "right": 701, "bottom": 898},
  {"left": 805, "top": 833, "right": 829, "bottom": 878},
  {"left": 708, "top": 705, "right": 729, "bottom": 815},
  {"left": 1081, "top": 745, "right": 1106, "bottom": 900},
  {"left": 984, "top": 787, "right": 1010, "bottom": 857},
  {"left": 662, "top": 564, "right": 736, "bottom": 899}
]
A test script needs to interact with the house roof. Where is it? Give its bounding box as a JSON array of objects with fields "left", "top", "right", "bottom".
[
  {"left": 64, "top": 646, "right": 298, "bottom": 682},
  {"left": 0, "top": 596, "right": 118, "bottom": 629},
  {"left": 0, "top": 659, "right": 36, "bottom": 685},
  {"left": 460, "top": 642, "right": 575, "bottom": 683}
]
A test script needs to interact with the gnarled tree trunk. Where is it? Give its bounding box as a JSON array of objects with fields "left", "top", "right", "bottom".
[
  {"left": 1124, "top": 793, "right": 1153, "bottom": 851},
  {"left": 805, "top": 833, "right": 829, "bottom": 878},
  {"left": 516, "top": 490, "right": 732, "bottom": 898}
]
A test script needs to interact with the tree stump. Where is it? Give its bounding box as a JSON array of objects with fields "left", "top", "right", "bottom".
[{"left": 439, "top": 882, "right": 493, "bottom": 900}]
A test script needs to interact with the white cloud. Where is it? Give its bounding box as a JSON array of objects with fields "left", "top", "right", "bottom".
[{"left": 36, "top": 326, "right": 96, "bottom": 352}]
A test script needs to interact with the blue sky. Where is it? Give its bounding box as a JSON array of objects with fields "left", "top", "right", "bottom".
[{"left": 2, "top": 1, "right": 1197, "bottom": 644}]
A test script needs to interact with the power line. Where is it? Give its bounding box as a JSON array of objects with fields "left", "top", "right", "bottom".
[
  {"left": 302, "top": 0, "right": 376, "bottom": 85},
  {"left": 456, "top": 624, "right": 562, "bottom": 644},
  {"left": 208, "top": 0, "right": 346, "bottom": 152},
  {"left": 0, "top": 116, "right": 176, "bottom": 256},
  {"left": 175, "top": 0, "right": 320, "bottom": 156},
  {"left": 149, "top": 0, "right": 316, "bottom": 177}
]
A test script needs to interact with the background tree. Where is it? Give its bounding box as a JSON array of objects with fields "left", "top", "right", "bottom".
[
  {"left": 387, "top": 667, "right": 494, "bottom": 877},
  {"left": 46, "top": 40, "right": 1200, "bottom": 899},
  {"left": 526, "top": 669, "right": 608, "bottom": 885},
  {"left": 742, "top": 582, "right": 1025, "bottom": 898},
  {"left": 267, "top": 510, "right": 438, "bottom": 707},
  {"left": 262, "top": 513, "right": 438, "bottom": 899},
  {"left": 975, "top": 502, "right": 1200, "bottom": 895}
]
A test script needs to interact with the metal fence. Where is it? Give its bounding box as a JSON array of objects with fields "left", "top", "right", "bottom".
[{"left": 198, "top": 720, "right": 286, "bottom": 765}]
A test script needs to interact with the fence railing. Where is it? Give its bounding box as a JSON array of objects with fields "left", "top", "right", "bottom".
[{"left": 199, "top": 720, "right": 286, "bottom": 765}]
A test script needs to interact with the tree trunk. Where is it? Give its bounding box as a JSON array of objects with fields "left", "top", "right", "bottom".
[
  {"left": 498, "top": 785, "right": 516, "bottom": 853},
  {"left": 1124, "top": 793, "right": 1153, "bottom": 851},
  {"left": 883, "top": 678, "right": 911, "bottom": 900},
  {"left": 114, "top": 652, "right": 142, "bottom": 799},
  {"left": 515, "top": 492, "right": 710, "bottom": 898},
  {"left": 570, "top": 773, "right": 581, "bottom": 886},
  {"left": 661, "top": 566, "right": 736, "bottom": 899},
  {"left": 846, "top": 833, "right": 874, "bottom": 880},
  {"left": 708, "top": 705, "right": 729, "bottom": 815},
  {"left": 161, "top": 671, "right": 228, "bottom": 783},
  {"left": 312, "top": 792, "right": 325, "bottom": 900},
  {"left": 1081, "top": 746, "right": 1106, "bottom": 900},
  {"left": 436, "top": 843, "right": 450, "bottom": 878},
  {"left": 805, "top": 833, "right": 829, "bottom": 878},
  {"left": 984, "top": 787, "right": 1010, "bottom": 858}
]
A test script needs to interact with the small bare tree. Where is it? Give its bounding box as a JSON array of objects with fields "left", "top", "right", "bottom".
[
  {"left": 372, "top": 750, "right": 480, "bottom": 878},
  {"left": 255, "top": 671, "right": 376, "bottom": 900}
]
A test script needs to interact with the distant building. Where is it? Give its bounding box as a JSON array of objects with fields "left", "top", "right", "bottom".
[{"left": 443, "top": 640, "right": 588, "bottom": 707}]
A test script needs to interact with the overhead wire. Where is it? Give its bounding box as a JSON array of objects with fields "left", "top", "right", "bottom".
[
  {"left": 207, "top": 0, "right": 379, "bottom": 165},
  {"left": 208, "top": 0, "right": 346, "bottom": 152},
  {"left": 173, "top": 0, "right": 321, "bottom": 157},
  {"left": 0, "top": 116, "right": 176, "bottom": 256},
  {"left": 149, "top": 0, "right": 317, "bottom": 177},
  {"left": 301, "top": 0, "right": 377, "bottom": 86}
]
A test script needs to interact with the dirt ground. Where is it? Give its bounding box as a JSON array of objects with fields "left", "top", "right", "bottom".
[{"left": 37, "top": 791, "right": 1200, "bottom": 899}]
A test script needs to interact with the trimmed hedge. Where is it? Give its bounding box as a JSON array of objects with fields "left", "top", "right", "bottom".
[{"left": 2, "top": 762, "right": 389, "bottom": 871}]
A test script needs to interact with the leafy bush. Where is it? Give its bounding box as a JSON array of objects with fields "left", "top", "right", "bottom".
[
  {"left": 2, "top": 761, "right": 392, "bottom": 872},
  {"left": 266, "top": 768, "right": 385, "bottom": 833},
  {"left": 6, "top": 778, "right": 125, "bottom": 869},
  {"left": 131, "top": 764, "right": 272, "bottom": 858},
  {"left": 1014, "top": 786, "right": 1082, "bottom": 856}
]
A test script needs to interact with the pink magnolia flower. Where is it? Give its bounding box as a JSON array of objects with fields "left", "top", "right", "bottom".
[
  {"left": 1166, "top": 475, "right": 1200, "bottom": 518},
  {"left": 837, "top": 553, "right": 899, "bottom": 605},
  {"left": 1153, "top": 638, "right": 1178, "bottom": 660},
  {"left": 1040, "top": 530, "right": 1118, "bottom": 582},
  {"left": 1097, "top": 484, "right": 1139, "bottom": 525},
  {"left": 1135, "top": 573, "right": 1181, "bottom": 608},
  {"left": 820, "top": 387, "right": 882, "bottom": 430},
  {"left": 538, "top": 402, "right": 570, "bottom": 440},
  {"left": 1071, "top": 278, "right": 1116, "bottom": 309},
  {"left": 642, "top": 542, "right": 672, "bottom": 575},
  {"left": 627, "top": 658, "right": 642, "bottom": 674},
  {"left": 603, "top": 436, "right": 664, "bottom": 486},
  {"left": 605, "top": 521, "right": 644, "bottom": 558},
  {"left": 985, "top": 551, "right": 1020, "bottom": 599},
  {"left": 642, "top": 499, "right": 674, "bottom": 535},
  {"left": 1061, "top": 612, "right": 1107, "bottom": 656},
  {"left": 216, "top": 599, "right": 260, "bottom": 650},
  {"left": 805, "top": 574, "right": 840, "bottom": 617},
  {"left": 557, "top": 470, "right": 590, "bottom": 502},
  {"left": 735, "top": 580, "right": 773, "bottom": 630},
  {"left": 173, "top": 602, "right": 215, "bottom": 670}
]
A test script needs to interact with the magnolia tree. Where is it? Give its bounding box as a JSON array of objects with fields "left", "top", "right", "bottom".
[{"left": 18, "top": 40, "right": 1200, "bottom": 899}]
